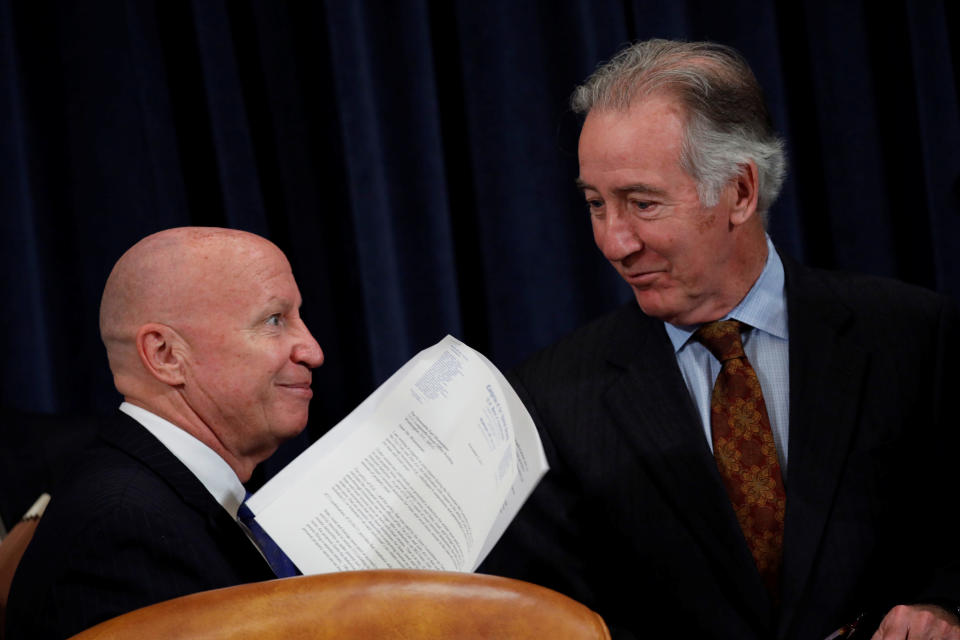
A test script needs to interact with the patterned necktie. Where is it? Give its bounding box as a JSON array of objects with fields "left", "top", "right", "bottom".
[
  {"left": 694, "top": 320, "right": 785, "bottom": 597},
  {"left": 237, "top": 496, "right": 301, "bottom": 578}
]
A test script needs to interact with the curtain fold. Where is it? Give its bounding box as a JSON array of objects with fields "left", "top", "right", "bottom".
[{"left": 2, "top": 0, "right": 957, "bottom": 462}]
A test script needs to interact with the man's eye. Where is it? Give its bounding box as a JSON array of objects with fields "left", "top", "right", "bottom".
[
  {"left": 632, "top": 200, "right": 660, "bottom": 216},
  {"left": 266, "top": 314, "right": 283, "bottom": 327}
]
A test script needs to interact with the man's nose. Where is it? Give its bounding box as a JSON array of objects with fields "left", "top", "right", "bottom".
[
  {"left": 596, "top": 209, "right": 643, "bottom": 261},
  {"left": 293, "top": 323, "right": 324, "bottom": 369}
]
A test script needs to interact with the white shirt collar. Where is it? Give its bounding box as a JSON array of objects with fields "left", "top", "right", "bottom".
[{"left": 119, "top": 402, "right": 246, "bottom": 518}]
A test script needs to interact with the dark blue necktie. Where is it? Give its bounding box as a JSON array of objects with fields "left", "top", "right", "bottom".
[{"left": 237, "top": 496, "right": 301, "bottom": 578}]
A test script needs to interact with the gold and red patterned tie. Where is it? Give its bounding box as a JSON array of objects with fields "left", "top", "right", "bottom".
[{"left": 694, "top": 320, "right": 785, "bottom": 597}]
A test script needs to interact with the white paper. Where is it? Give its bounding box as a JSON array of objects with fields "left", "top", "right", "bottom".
[{"left": 247, "top": 335, "right": 547, "bottom": 574}]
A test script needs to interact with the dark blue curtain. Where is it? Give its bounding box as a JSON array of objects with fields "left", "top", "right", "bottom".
[{"left": 2, "top": 0, "right": 958, "bottom": 477}]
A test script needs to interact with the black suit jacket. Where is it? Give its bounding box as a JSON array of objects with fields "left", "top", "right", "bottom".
[
  {"left": 480, "top": 257, "right": 960, "bottom": 639},
  {"left": 5, "top": 413, "right": 275, "bottom": 639}
]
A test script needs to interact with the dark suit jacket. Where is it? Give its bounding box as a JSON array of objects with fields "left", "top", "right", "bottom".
[
  {"left": 479, "top": 257, "right": 960, "bottom": 639},
  {"left": 4, "top": 413, "right": 275, "bottom": 639}
]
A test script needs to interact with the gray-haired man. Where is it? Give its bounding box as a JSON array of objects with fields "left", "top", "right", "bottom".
[{"left": 481, "top": 39, "right": 960, "bottom": 640}]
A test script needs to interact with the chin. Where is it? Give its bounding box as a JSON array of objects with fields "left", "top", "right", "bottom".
[
  {"left": 633, "top": 287, "right": 704, "bottom": 325},
  {"left": 634, "top": 293, "right": 676, "bottom": 322},
  {"left": 272, "top": 414, "right": 310, "bottom": 442}
]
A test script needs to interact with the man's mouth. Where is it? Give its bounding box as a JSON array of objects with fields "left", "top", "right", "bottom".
[
  {"left": 278, "top": 381, "right": 313, "bottom": 398},
  {"left": 624, "top": 270, "right": 664, "bottom": 286}
]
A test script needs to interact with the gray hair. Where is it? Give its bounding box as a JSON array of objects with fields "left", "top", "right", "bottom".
[{"left": 571, "top": 39, "right": 786, "bottom": 222}]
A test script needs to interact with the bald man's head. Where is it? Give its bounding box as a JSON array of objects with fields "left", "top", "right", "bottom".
[
  {"left": 99, "top": 227, "right": 324, "bottom": 480},
  {"left": 101, "top": 227, "right": 270, "bottom": 352}
]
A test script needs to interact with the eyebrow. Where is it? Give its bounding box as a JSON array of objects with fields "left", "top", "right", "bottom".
[
  {"left": 575, "top": 178, "right": 668, "bottom": 198},
  {"left": 262, "top": 295, "right": 303, "bottom": 310}
]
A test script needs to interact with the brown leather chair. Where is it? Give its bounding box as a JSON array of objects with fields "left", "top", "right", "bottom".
[
  {"left": 0, "top": 494, "right": 50, "bottom": 640},
  {"left": 68, "top": 569, "right": 610, "bottom": 639}
]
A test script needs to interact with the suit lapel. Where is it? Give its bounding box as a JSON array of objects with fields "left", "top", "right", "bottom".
[
  {"left": 777, "top": 259, "right": 868, "bottom": 637},
  {"left": 100, "top": 413, "right": 275, "bottom": 579},
  {"left": 600, "top": 306, "right": 774, "bottom": 628},
  {"left": 101, "top": 414, "right": 222, "bottom": 515}
]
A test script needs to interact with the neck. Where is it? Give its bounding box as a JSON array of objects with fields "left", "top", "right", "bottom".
[
  {"left": 121, "top": 392, "right": 258, "bottom": 482},
  {"left": 720, "top": 234, "right": 769, "bottom": 316}
]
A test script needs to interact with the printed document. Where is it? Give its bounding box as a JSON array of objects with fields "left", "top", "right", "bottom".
[{"left": 245, "top": 335, "right": 547, "bottom": 574}]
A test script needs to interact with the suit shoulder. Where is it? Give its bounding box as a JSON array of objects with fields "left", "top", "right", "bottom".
[
  {"left": 53, "top": 440, "right": 185, "bottom": 518},
  {"left": 22, "top": 426, "right": 217, "bottom": 577},
  {"left": 794, "top": 266, "right": 957, "bottom": 327}
]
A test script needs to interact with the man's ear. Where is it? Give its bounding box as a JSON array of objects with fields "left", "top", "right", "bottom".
[
  {"left": 729, "top": 160, "right": 759, "bottom": 227},
  {"left": 136, "top": 323, "right": 188, "bottom": 386}
]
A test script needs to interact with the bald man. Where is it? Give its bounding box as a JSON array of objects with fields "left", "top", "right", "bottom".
[{"left": 5, "top": 228, "right": 324, "bottom": 639}]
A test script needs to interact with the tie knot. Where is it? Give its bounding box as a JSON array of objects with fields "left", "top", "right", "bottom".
[{"left": 694, "top": 320, "right": 746, "bottom": 362}]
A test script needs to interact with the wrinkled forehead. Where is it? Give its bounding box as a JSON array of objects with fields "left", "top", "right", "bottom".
[
  {"left": 176, "top": 237, "right": 294, "bottom": 314},
  {"left": 100, "top": 228, "right": 299, "bottom": 346},
  {"left": 122, "top": 231, "right": 289, "bottom": 317},
  {"left": 578, "top": 96, "right": 687, "bottom": 167}
]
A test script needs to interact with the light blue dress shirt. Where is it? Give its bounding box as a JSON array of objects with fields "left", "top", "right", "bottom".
[{"left": 663, "top": 236, "right": 790, "bottom": 474}]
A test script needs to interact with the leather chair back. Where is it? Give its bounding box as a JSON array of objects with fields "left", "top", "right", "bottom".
[{"left": 69, "top": 569, "right": 610, "bottom": 639}]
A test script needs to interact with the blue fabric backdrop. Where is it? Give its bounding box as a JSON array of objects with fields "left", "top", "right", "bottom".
[{"left": 2, "top": 0, "right": 958, "bottom": 478}]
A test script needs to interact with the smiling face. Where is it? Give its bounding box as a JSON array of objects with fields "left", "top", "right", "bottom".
[
  {"left": 176, "top": 237, "right": 324, "bottom": 467},
  {"left": 577, "top": 93, "right": 767, "bottom": 326}
]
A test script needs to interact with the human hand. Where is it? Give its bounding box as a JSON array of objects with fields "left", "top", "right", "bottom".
[{"left": 871, "top": 604, "right": 960, "bottom": 639}]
